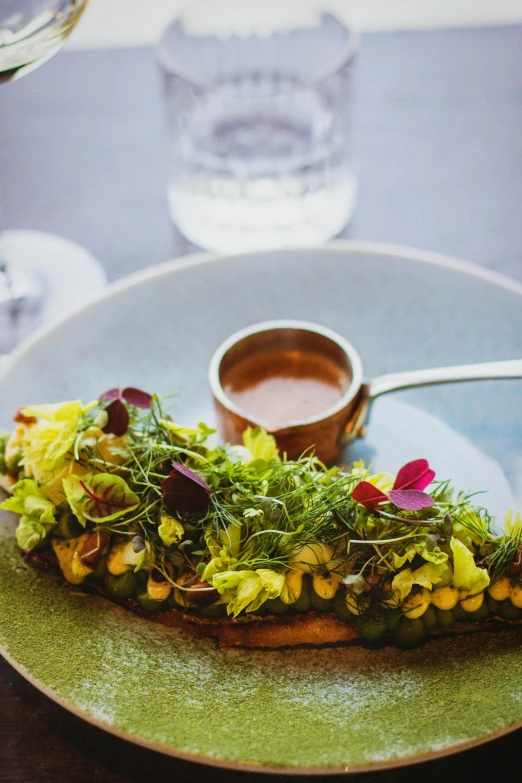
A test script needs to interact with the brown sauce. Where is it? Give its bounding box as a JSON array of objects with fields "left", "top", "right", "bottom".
[{"left": 222, "top": 348, "right": 350, "bottom": 429}]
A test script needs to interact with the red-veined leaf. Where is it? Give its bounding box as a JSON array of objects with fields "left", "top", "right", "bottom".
[
  {"left": 393, "top": 459, "right": 435, "bottom": 491},
  {"left": 79, "top": 476, "right": 139, "bottom": 520},
  {"left": 161, "top": 461, "right": 212, "bottom": 513},
  {"left": 63, "top": 473, "right": 140, "bottom": 525},
  {"left": 388, "top": 489, "right": 434, "bottom": 511},
  {"left": 352, "top": 481, "right": 388, "bottom": 510}
]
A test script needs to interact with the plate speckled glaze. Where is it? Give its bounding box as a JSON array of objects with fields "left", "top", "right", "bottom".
[{"left": 0, "top": 242, "right": 521, "bottom": 774}]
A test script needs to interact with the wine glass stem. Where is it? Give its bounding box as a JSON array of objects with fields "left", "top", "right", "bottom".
[
  {"left": 0, "top": 100, "right": 42, "bottom": 353},
  {"left": 0, "top": 107, "right": 20, "bottom": 347}
]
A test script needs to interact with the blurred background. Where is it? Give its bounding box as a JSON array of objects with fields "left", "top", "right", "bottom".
[
  {"left": 71, "top": 0, "right": 522, "bottom": 46},
  {"left": 1, "top": 0, "right": 522, "bottom": 324}
]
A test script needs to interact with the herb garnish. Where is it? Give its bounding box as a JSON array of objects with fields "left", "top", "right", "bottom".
[{"left": 1, "top": 392, "right": 521, "bottom": 624}]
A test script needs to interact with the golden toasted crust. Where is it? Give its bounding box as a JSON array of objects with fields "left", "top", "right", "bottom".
[
  {"left": 216, "top": 613, "right": 359, "bottom": 648},
  {"left": 126, "top": 601, "right": 360, "bottom": 647},
  {"left": 176, "top": 611, "right": 359, "bottom": 648},
  {"left": 126, "top": 603, "right": 522, "bottom": 649}
]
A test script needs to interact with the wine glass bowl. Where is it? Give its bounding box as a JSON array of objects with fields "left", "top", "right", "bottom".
[{"left": 0, "top": 0, "right": 89, "bottom": 82}]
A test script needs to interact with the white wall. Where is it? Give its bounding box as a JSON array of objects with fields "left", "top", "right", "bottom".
[{"left": 68, "top": 0, "right": 522, "bottom": 50}]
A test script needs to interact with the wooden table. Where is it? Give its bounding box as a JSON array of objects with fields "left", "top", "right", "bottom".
[{"left": 1, "top": 25, "right": 522, "bottom": 782}]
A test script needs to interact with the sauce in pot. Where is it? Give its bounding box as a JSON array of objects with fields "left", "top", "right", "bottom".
[{"left": 222, "top": 348, "right": 350, "bottom": 430}]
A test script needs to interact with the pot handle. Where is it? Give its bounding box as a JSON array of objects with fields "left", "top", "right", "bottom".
[
  {"left": 367, "top": 358, "right": 522, "bottom": 399},
  {"left": 342, "top": 359, "right": 522, "bottom": 443}
]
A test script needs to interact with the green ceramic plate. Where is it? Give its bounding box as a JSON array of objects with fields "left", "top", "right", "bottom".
[{"left": 0, "top": 242, "right": 521, "bottom": 773}]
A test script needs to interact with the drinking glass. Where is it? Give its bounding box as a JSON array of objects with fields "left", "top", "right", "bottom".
[
  {"left": 0, "top": 0, "right": 100, "bottom": 354},
  {"left": 157, "top": 0, "right": 358, "bottom": 254}
]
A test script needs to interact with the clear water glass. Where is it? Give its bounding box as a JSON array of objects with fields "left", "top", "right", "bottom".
[{"left": 157, "top": 0, "right": 358, "bottom": 253}]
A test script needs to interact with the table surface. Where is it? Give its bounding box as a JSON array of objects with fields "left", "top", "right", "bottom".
[{"left": 1, "top": 24, "right": 522, "bottom": 783}]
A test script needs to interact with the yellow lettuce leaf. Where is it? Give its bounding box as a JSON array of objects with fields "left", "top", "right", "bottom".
[
  {"left": 450, "top": 537, "right": 490, "bottom": 595},
  {"left": 21, "top": 400, "right": 96, "bottom": 480}
]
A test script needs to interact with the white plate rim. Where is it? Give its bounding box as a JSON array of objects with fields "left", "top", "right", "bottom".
[{"left": 1, "top": 239, "right": 522, "bottom": 386}]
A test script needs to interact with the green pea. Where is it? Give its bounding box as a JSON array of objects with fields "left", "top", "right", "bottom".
[
  {"left": 173, "top": 588, "right": 192, "bottom": 608},
  {"left": 104, "top": 571, "right": 137, "bottom": 600},
  {"left": 394, "top": 617, "right": 427, "bottom": 649},
  {"left": 57, "top": 511, "right": 83, "bottom": 540},
  {"left": 136, "top": 587, "right": 166, "bottom": 612},
  {"left": 487, "top": 596, "right": 501, "bottom": 615},
  {"left": 88, "top": 554, "right": 107, "bottom": 582},
  {"left": 422, "top": 605, "right": 438, "bottom": 632},
  {"left": 334, "top": 591, "right": 354, "bottom": 622},
  {"left": 309, "top": 592, "right": 334, "bottom": 612},
  {"left": 293, "top": 591, "right": 312, "bottom": 613},
  {"left": 498, "top": 601, "right": 522, "bottom": 622},
  {"left": 436, "top": 609, "right": 455, "bottom": 628},
  {"left": 265, "top": 597, "right": 291, "bottom": 615},
  {"left": 385, "top": 611, "right": 401, "bottom": 633},
  {"left": 136, "top": 569, "right": 150, "bottom": 585},
  {"left": 293, "top": 577, "right": 312, "bottom": 613},
  {"left": 452, "top": 602, "right": 469, "bottom": 622},
  {"left": 356, "top": 614, "right": 388, "bottom": 642},
  {"left": 166, "top": 590, "right": 184, "bottom": 610},
  {"left": 469, "top": 601, "right": 490, "bottom": 622}
]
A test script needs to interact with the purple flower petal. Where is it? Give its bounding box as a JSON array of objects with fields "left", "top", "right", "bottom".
[
  {"left": 102, "top": 398, "right": 130, "bottom": 436},
  {"left": 161, "top": 461, "right": 212, "bottom": 513},
  {"left": 388, "top": 489, "right": 435, "bottom": 511},
  {"left": 393, "top": 459, "right": 435, "bottom": 492},
  {"left": 352, "top": 481, "right": 389, "bottom": 510},
  {"left": 99, "top": 388, "right": 122, "bottom": 403},
  {"left": 122, "top": 387, "right": 152, "bottom": 409}
]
